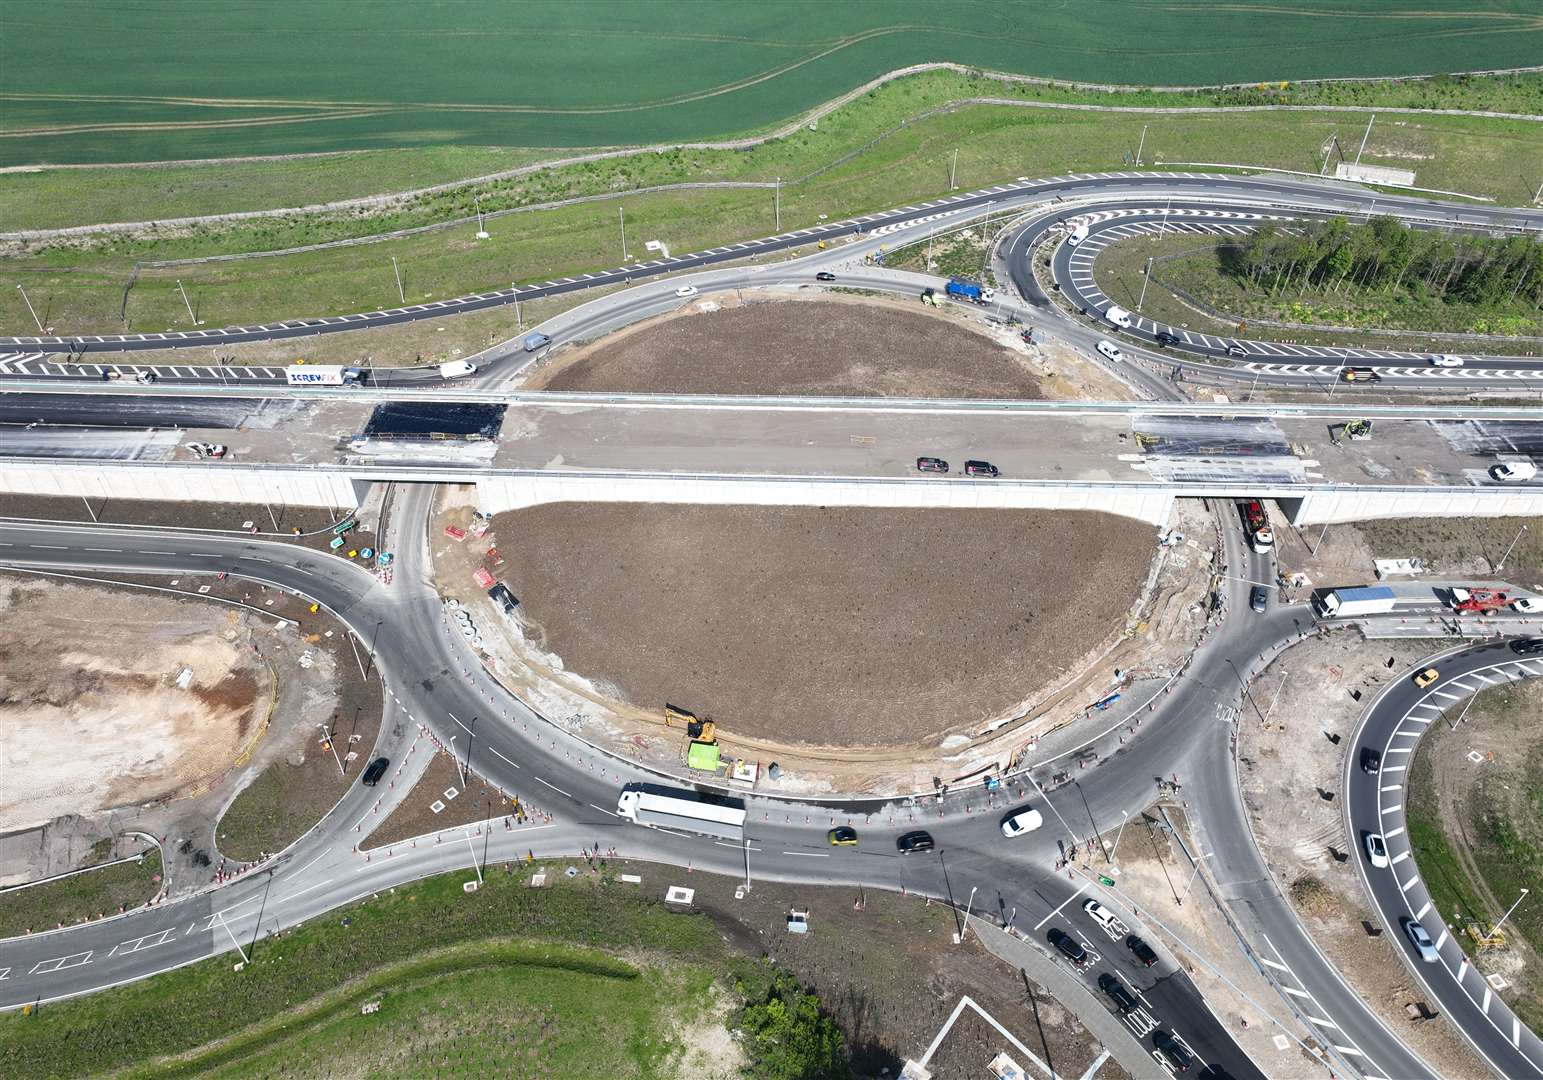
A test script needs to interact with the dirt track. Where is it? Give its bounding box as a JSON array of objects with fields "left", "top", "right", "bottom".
[
  {"left": 529, "top": 296, "right": 1045, "bottom": 399},
  {"left": 495, "top": 504, "right": 1152, "bottom": 747}
]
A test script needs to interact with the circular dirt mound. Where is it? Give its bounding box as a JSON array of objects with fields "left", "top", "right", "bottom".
[
  {"left": 500, "top": 505, "right": 1152, "bottom": 748},
  {"left": 535, "top": 297, "right": 1043, "bottom": 398}
]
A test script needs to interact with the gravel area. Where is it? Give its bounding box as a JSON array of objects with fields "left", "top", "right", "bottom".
[
  {"left": 495, "top": 504, "right": 1153, "bottom": 747},
  {"left": 530, "top": 296, "right": 1045, "bottom": 398}
]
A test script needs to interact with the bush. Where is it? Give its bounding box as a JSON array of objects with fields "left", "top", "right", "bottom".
[{"left": 736, "top": 970, "right": 848, "bottom": 1080}]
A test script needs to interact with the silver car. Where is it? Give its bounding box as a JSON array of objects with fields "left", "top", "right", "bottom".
[{"left": 1404, "top": 918, "right": 1440, "bottom": 963}]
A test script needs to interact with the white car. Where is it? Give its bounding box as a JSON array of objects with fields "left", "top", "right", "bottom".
[
  {"left": 1512, "top": 597, "right": 1543, "bottom": 614},
  {"left": 1429, "top": 354, "right": 1465, "bottom": 367},
  {"left": 1083, "top": 898, "right": 1119, "bottom": 930},
  {"left": 674, "top": 285, "right": 698, "bottom": 298},
  {"left": 1096, "top": 339, "right": 1124, "bottom": 363},
  {"left": 1364, "top": 832, "right": 1389, "bottom": 868},
  {"left": 1000, "top": 807, "right": 1044, "bottom": 837}
]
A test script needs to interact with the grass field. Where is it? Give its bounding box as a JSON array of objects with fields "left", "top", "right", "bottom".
[
  {"left": 3, "top": 2, "right": 1542, "bottom": 166},
  {"left": 4, "top": 96, "right": 1538, "bottom": 337},
  {"left": 0, "top": 848, "right": 162, "bottom": 937}
]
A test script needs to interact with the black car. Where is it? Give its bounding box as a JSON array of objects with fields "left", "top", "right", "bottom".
[
  {"left": 1154, "top": 331, "right": 1181, "bottom": 347},
  {"left": 896, "top": 830, "right": 935, "bottom": 854},
  {"left": 1097, "top": 972, "right": 1138, "bottom": 1013},
  {"left": 815, "top": 271, "right": 837, "bottom": 282},
  {"left": 361, "top": 757, "right": 390, "bottom": 786},
  {"left": 488, "top": 583, "right": 518, "bottom": 615},
  {"left": 1360, "top": 747, "right": 1382, "bottom": 775},
  {"left": 1249, "top": 585, "right": 1268, "bottom": 613},
  {"left": 1509, "top": 637, "right": 1543, "bottom": 656},
  {"left": 1126, "top": 934, "right": 1158, "bottom": 967},
  {"left": 1154, "top": 1032, "right": 1193, "bottom": 1073},
  {"left": 1047, "top": 927, "right": 1087, "bottom": 964},
  {"left": 963, "top": 460, "right": 1000, "bottom": 478},
  {"left": 916, "top": 456, "right": 950, "bottom": 474}
]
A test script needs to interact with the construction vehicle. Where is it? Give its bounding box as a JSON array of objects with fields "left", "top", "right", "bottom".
[
  {"left": 1241, "top": 500, "right": 1274, "bottom": 553},
  {"left": 920, "top": 288, "right": 939, "bottom": 306},
  {"left": 1332, "top": 418, "right": 1375, "bottom": 443},
  {"left": 945, "top": 278, "right": 995, "bottom": 305},
  {"left": 1450, "top": 588, "right": 1512, "bottom": 614}
]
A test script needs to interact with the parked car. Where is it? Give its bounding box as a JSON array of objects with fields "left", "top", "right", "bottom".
[
  {"left": 1000, "top": 806, "right": 1044, "bottom": 837},
  {"left": 1404, "top": 918, "right": 1441, "bottom": 963},
  {"left": 1083, "top": 899, "right": 1119, "bottom": 931},
  {"left": 963, "top": 460, "right": 1000, "bottom": 478},
  {"left": 1509, "top": 638, "right": 1543, "bottom": 656},
  {"left": 1098, "top": 972, "right": 1138, "bottom": 1013},
  {"left": 1126, "top": 934, "right": 1159, "bottom": 967},
  {"left": 1096, "top": 339, "right": 1124, "bottom": 363},
  {"left": 827, "top": 826, "right": 858, "bottom": 846},
  {"left": 1429, "top": 354, "right": 1465, "bottom": 367},
  {"left": 1153, "top": 1031, "right": 1194, "bottom": 1073},
  {"left": 1046, "top": 927, "right": 1087, "bottom": 964},
  {"left": 915, "top": 456, "right": 950, "bottom": 474},
  {"left": 1364, "top": 832, "right": 1389, "bottom": 868},
  {"left": 1249, "top": 585, "right": 1268, "bottom": 613},
  {"left": 1360, "top": 747, "right": 1382, "bottom": 774},
  {"left": 1413, "top": 667, "right": 1440, "bottom": 689},
  {"left": 362, "top": 757, "right": 390, "bottom": 786},
  {"left": 1154, "top": 331, "right": 1181, "bottom": 347},
  {"left": 674, "top": 285, "right": 698, "bottom": 298},
  {"left": 897, "top": 831, "right": 935, "bottom": 854},
  {"left": 815, "top": 272, "right": 837, "bottom": 282}
]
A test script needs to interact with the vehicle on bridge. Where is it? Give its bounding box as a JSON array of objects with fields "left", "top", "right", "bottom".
[
  {"left": 438, "top": 360, "right": 477, "bottom": 379},
  {"left": 285, "top": 364, "right": 363, "bottom": 386},
  {"left": 616, "top": 786, "right": 746, "bottom": 842},
  {"left": 1449, "top": 587, "right": 1511, "bottom": 614},
  {"left": 963, "top": 460, "right": 1000, "bottom": 478},
  {"left": 1428, "top": 354, "right": 1465, "bottom": 367}
]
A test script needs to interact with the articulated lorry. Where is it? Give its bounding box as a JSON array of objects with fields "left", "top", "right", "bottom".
[
  {"left": 1313, "top": 586, "right": 1396, "bottom": 618},
  {"left": 945, "top": 278, "right": 995, "bottom": 305},
  {"left": 285, "top": 364, "right": 363, "bottom": 386}
]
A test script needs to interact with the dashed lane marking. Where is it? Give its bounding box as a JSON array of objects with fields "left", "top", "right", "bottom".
[
  {"left": 533, "top": 775, "right": 570, "bottom": 798},
  {"left": 1385, "top": 826, "right": 1405, "bottom": 838},
  {"left": 29, "top": 951, "right": 92, "bottom": 975}
]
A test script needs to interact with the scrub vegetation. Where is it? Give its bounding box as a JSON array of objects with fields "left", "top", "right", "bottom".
[{"left": 0, "top": 848, "right": 162, "bottom": 938}]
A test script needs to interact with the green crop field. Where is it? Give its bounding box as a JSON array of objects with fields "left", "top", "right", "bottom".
[{"left": 4, "top": 0, "right": 1542, "bottom": 165}]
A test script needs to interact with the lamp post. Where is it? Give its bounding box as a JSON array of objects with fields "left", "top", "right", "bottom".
[
  {"left": 1179, "top": 851, "right": 1213, "bottom": 906},
  {"left": 390, "top": 256, "right": 405, "bottom": 304},
  {"left": 1490, "top": 887, "right": 1530, "bottom": 938},
  {"left": 16, "top": 284, "right": 45, "bottom": 334},
  {"left": 1495, "top": 523, "right": 1528, "bottom": 573},
  {"left": 1111, "top": 809, "right": 1131, "bottom": 861},
  {"left": 474, "top": 194, "right": 489, "bottom": 239},
  {"left": 1137, "top": 257, "right": 1153, "bottom": 313},
  {"left": 960, "top": 885, "right": 978, "bottom": 943}
]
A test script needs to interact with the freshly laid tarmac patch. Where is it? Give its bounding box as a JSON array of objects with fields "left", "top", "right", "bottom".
[{"left": 497, "top": 504, "right": 1152, "bottom": 747}]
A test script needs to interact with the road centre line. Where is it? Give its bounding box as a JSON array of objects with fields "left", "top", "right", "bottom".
[
  {"left": 1033, "top": 881, "right": 1091, "bottom": 931},
  {"left": 588, "top": 803, "right": 618, "bottom": 817},
  {"left": 488, "top": 746, "right": 520, "bottom": 768},
  {"left": 533, "top": 776, "right": 570, "bottom": 797},
  {"left": 278, "top": 877, "right": 335, "bottom": 904},
  {"left": 294, "top": 850, "right": 329, "bottom": 877}
]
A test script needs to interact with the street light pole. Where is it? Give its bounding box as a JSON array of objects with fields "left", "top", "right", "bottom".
[
  {"left": 474, "top": 194, "right": 489, "bottom": 239},
  {"left": 950, "top": 148, "right": 958, "bottom": 190},
  {"left": 1495, "top": 523, "right": 1528, "bottom": 572},
  {"left": 1025, "top": 771, "right": 1085, "bottom": 854},
  {"left": 1135, "top": 124, "right": 1148, "bottom": 167},
  {"left": 1111, "top": 809, "right": 1131, "bottom": 861},
  {"left": 1137, "top": 257, "right": 1153, "bottom": 313},
  {"left": 464, "top": 827, "right": 484, "bottom": 886},
  {"left": 1179, "top": 852, "right": 1213, "bottom": 906},
  {"left": 16, "top": 284, "right": 45, "bottom": 334},
  {"left": 774, "top": 177, "right": 781, "bottom": 232},
  {"left": 1353, "top": 114, "right": 1375, "bottom": 167},
  {"left": 176, "top": 280, "right": 201, "bottom": 324},
  {"left": 619, "top": 205, "right": 629, "bottom": 262},
  {"left": 390, "top": 256, "right": 405, "bottom": 304},
  {"left": 960, "top": 885, "right": 978, "bottom": 943},
  {"left": 1491, "top": 887, "right": 1530, "bottom": 937}
]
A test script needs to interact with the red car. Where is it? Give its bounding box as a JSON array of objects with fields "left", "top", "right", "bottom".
[{"left": 915, "top": 457, "right": 949, "bottom": 474}]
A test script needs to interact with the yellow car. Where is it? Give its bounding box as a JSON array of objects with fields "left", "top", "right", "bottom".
[
  {"left": 1413, "top": 668, "right": 1440, "bottom": 689},
  {"left": 827, "top": 826, "right": 858, "bottom": 846}
]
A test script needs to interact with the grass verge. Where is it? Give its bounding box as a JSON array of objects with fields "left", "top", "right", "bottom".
[{"left": 0, "top": 849, "right": 162, "bottom": 938}]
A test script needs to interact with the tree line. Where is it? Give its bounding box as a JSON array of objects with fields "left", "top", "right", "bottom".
[{"left": 1229, "top": 216, "right": 1543, "bottom": 309}]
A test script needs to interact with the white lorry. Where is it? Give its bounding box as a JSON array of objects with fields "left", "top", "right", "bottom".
[
  {"left": 1313, "top": 586, "right": 1396, "bottom": 618},
  {"left": 284, "top": 365, "right": 363, "bottom": 386}
]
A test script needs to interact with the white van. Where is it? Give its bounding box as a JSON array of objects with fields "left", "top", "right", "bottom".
[
  {"left": 1096, "top": 339, "right": 1124, "bottom": 363},
  {"left": 1491, "top": 461, "right": 1538, "bottom": 482},
  {"left": 438, "top": 360, "right": 477, "bottom": 379},
  {"left": 1067, "top": 223, "right": 1090, "bottom": 247},
  {"left": 1104, "top": 305, "right": 1133, "bottom": 329}
]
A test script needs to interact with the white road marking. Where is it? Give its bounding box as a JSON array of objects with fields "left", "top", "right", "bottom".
[
  {"left": 1334, "top": 1045, "right": 1365, "bottom": 1057},
  {"left": 29, "top": 951, "right": 92, "bottom": 974},
  {"left": 1392, "top": 852, "right": 1410, "bottom": 865},
  {"left": 1306, "top": 1015, "right": 1340, "bottom": 1029},
  {"left": 1380, "top": 784, "right": 1402, "bottom": 793},
  {"left": 1383, "top": 765, "right": 1407, "bottom": 773},
  {"left": 84, "top": 547, "right": 122, "bottom": 552},
  {"left": 1400, "top": 876, "right": 1420, "bottom": 893},
  {"left": 1482, "top": 987, "right": 1492, "bottom": 1013},
  {"left": 488, "top": 746, "right": 520, "bottom": 768},
  {"left": 1384, "top": 826, "right": 1405, "bottom": 838},
  {"left": 533, "top": 776, "right": 570, "bottom": 798},
  {"left": 588, "top": 803, "right": 619, "bottom": 817},
  {"left": 1415, "top": 901, "right": 1431, "bottom": 920},
  {"left": 1282, "top": 985, "right": 1311, "bottom": 998},
  {"left": 278, "top": 877, "right": 334, "bottom": 904},
  {"left": 1032, "top": 881, "right": 1091, "bottom": 931},
  {"left": 1435, "top": 929, "right": 1449, "bottom": 949},
  {"left": 141, "top": 550, "right": 177, "bottom": 555},
  {"left": 782, "top": 851, "right": 830, "bottom": 857},
  {"left": 1260, "top": 956, "right": 1291, "bottom": 973},
  {"left": 114, "top": 928, "right": 176, "bottom": 956}
]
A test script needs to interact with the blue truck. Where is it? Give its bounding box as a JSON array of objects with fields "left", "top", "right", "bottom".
[{"left": 945, "top": 278, "right": 995, "bottom": 305}]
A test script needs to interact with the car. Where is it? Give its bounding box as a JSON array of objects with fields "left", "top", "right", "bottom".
[
  {"left": 1403, "top": 918, "right": 1441, "bottom": 963},
  {"left": 1153, "top": 1032, "right": 1193, "bottom": 1073},
  {"left": 1096, "top": 339, "right": 1124, "bottom": 363},
  {"left": 1000, "top": 806, "right": 1044, "bottom": 837},
  {"left": 1224, "top": 343, "right": 1247, "bottom": 357},
  {"left": 1364, "top": 832, "right": 1389, "bottom": 868},
  {"left": 1126, "top": 934, "right": 1158, "bottom": 967},
  {"left": 487, "top": 583, "right": 518, "bottom": 615},
  {"left": 361, "top": 757, "right": 390, "bottom": 786},
  {"left": 1066, "top": 223, "right": 1090, "bottom": 246},
  {"left": 674, "top": 285, "right": 698, "bottom": 298},
  {"left": 1429, "top": 354, "right": 1465, "bottom": 367},
  {"left": 1249, "top": 585, "right": 1268, "bottom": 613},
  {"left": 1103, "top": 305, "right": 1133, "bottom": 328},
  {"left": 1154, "top": 331, "right": 1181, "bottom": 347},
  {"left": 1512, "top": 597, "right": 1543, "bottom": 614},
  {"left": 1046, "top": 927, "right": 1087, "bottom": 963},
  {"left": 1491, "top": 461, "right": 1538, "bottom": 483},
  {"left": 135, "top": 370, "right": 158, "bottom": 384},
  {"left": 963, "top": 460, "right": 1000, "bottom": 478},
  {"left": 1082, "top": 899, "right": 1119, "bottom": 931},
  {"left": 897, "top": 830, "right": 935, "bottom": 854},
  {"left": 915, "top": 456, "right": 949, "bottom": 474},
  {"left": 1340, "top": 367, "right": 1381, "bottom": 382},
  {"left": 1510, "top": 638, "right": 1543, "bottom": 656},
  {"left": 815, "top": 272, "right": 836, "bottom": 282},
  {"left": 1360, "top": 747, "right": 1382, "bottom": 774},
  {"left": 1413, "top": 667, "right": 1440, "bottom": 689},
  {"left": 1097, "top": 972, "right": 1138, "bottom": 1013},
  {"left": 184, "top": 442, "right": 228, "bottom": 459},
  {"left": 827, "top": 826, "right": 858, "bottom": 846}
]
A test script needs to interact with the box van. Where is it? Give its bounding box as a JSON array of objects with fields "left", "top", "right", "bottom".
[
  {"left": 1095, "top": 340, "right": 1123, "bottom": 363},
  {"left": 1103, "top": 305, "right": 1132, "bottom": 329},
  {"left": 438, "top": 360, "right": 477, "bottom": 379},
  {"left": 522, "top": 331, "right": 552, "bottom": 352},
  {"left": 1067, "top": 223, "right": 1090, "bottom": 246}
]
